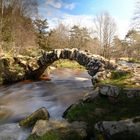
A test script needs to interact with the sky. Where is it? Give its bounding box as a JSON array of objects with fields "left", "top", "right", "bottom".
[{"left": 38, "top": 0, "right": 136, "bottom": 39}]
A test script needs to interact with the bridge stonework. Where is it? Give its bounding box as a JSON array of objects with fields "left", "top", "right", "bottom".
[
  {"left": 0, "top": 48, "right": 117, "bottom": 84},
  {"left": 31, "top": 48, "right": 117, "bottom": 83}
]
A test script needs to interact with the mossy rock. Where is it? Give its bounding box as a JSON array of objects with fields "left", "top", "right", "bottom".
[
  {"left": 27, "top": 131, "right": 61, "bottom": 140},
  {"left": 19, "top": 107, "right": 50, "bottom": 127},
  {"left": 27, "top": 130, "right": 82, "bottom": 140},
  {"left": 111, "top": 70, "right": 129, "bottom": 79}
]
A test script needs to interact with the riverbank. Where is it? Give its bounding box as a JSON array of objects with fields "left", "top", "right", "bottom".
[
  {"left": 62, "top": 65, "right": 140, "bottom": 140},
  {"left": 0, "top": 68, "right": 93, "bottom": 140},
  {"left": 0, "top": 53, "right": 139, "bottom": 140},
  {"left": 24, "top": 84, "right": 140, "bottom": 140},
  {"left": 63, "top": 87, "right": 140, "bottom": 140},
  {"left": 24, "top": 62, "right": 140, "bottom": 140}
]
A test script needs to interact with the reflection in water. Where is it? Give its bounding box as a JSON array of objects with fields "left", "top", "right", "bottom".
[{"left": 0, "top": 68, "right": 93, "bottom": 140}]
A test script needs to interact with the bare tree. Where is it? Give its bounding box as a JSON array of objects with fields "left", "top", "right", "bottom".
[
  {"left": 0, "top": 0, "right": 5, "bottom": 53},
  {"left": 133, "top": 0, "right": 140, "bottom": 30},
  {"left": 0, "top": 0, "right": 38, "bottom": 55},
  {"left": 47, "top": 23, "right": 69, "bottom": 49},
  {"left": 94, "top": 12, "right": 116, "bottom": 58}
]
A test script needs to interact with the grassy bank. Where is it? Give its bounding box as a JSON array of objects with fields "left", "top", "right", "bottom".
[
  {"left": 64, "top": 94, "right": 140, "bottom": 139},
  {"left": 66, "top": 95, "right": 140, "bottom": 122},
  {"left": 99, "top": 70, "right": 140, "bottom": 88},
  {"left": 27, "top": 129, "right": 82, "bottom": 140},
  {"left": 64, "top": 70, "right": 140, "bottom": 139},
  {"left": 53, "top": 59, "right": 85, "bottom": 70}
]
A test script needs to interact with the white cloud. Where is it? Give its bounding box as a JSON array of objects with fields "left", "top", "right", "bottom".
[
  {"left": 115, "top": 17, "right": 131, "bottom": 39},
  {"left": 41, "top": 1, "right": 131, "bottom": 39},
  {"left": 47, "top": 13, "right": 131, "bottom": 39},
  {"left": 46, "top": 0, "right": 62, "bottom": 9},
  {"left": 64, "top": 3, "right": 75, "bottom": 10},
  {"left": 60, "top": 14, "right": 94, "bottom": 31},
  {"left": 45, "top": 0, "right": 76, "bottom": 10}
]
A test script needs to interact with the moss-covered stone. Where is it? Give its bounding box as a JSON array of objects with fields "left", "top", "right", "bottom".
[
  {"left": 27, "top": 130, "right": 82, "bottom": 140},
  {"left": 19, "top": 107, "right": 50, "bottom": 127},
  {"left": 0, "top": 54, "right": 41, "bottom": 84},
  {"left": 99, "top": 70, "right": 139, "bottom": 88},
  {"left": 111, "top": 70, "right": 129, "bottom": 79},
  {"left": 27, "top": 131, "right": 61, "bottom": 140}
]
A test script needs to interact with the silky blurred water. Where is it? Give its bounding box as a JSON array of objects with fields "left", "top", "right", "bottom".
[{"left": 0, "top": 68, "right": 93, "bottom": 140}]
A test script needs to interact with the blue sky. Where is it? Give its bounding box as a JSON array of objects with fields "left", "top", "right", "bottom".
[{"left": 38, "top": 0, "right": 136, "bottom": 38}]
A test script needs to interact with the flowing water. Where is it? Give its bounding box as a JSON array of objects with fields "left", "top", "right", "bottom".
[{"left": 0, "top": 68, "right": 93, "bottom": 140}]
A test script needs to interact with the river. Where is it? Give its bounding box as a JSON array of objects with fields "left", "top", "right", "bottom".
[{"left": 0, "top": 68, "right": 93, "bottom": 140}]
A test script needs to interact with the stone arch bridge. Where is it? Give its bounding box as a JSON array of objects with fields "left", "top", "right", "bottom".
[{"left": 1, "top": 48, "right": 117, "bottom": 84}]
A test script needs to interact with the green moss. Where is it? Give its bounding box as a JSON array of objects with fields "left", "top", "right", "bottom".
[
  {"left": 128, "top": 58, "right": 140, "bottom": 63},
  {"left": 66, "top": 95, "right": 140, "bottom": 122},
  {"left": 27, "top": 130, "right": 82, "bottom": 140},
  {"left": 19, "top": 108, "right": 49, "bottom": 127},
  {"left": 19, "top": 116, "right": 37, "bottom": 127},
  {"left": 111, "top": 70, "right": 129, "bottom": 79},
  {"left": 12, "top": 64, "right": 25, "bottom": 75},
  {"left": 65, "top": 95, "right": 140, "bottom": 138},
  {"left": 66, "top": 97, "right": 111, "bottom": 122},
  {"left": 100, "top": 71, "right": 136, "bottom": 88},
  {"left": 62, "top": 130, "right": 82, "bottom": 140},
  {"left": 0, "top": 76, "right": 3, "bottom": 84},
  {"left": 27, "top": 131, "right": 61, "bottom": 140}
]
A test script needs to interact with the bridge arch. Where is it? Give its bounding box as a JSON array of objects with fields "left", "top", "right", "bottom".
[
  {"left": 28, "top": 48, "right": 116, "bottom": 82},
  {"left": 0, "top": 48, "right": 117, "bottom": 84}
]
